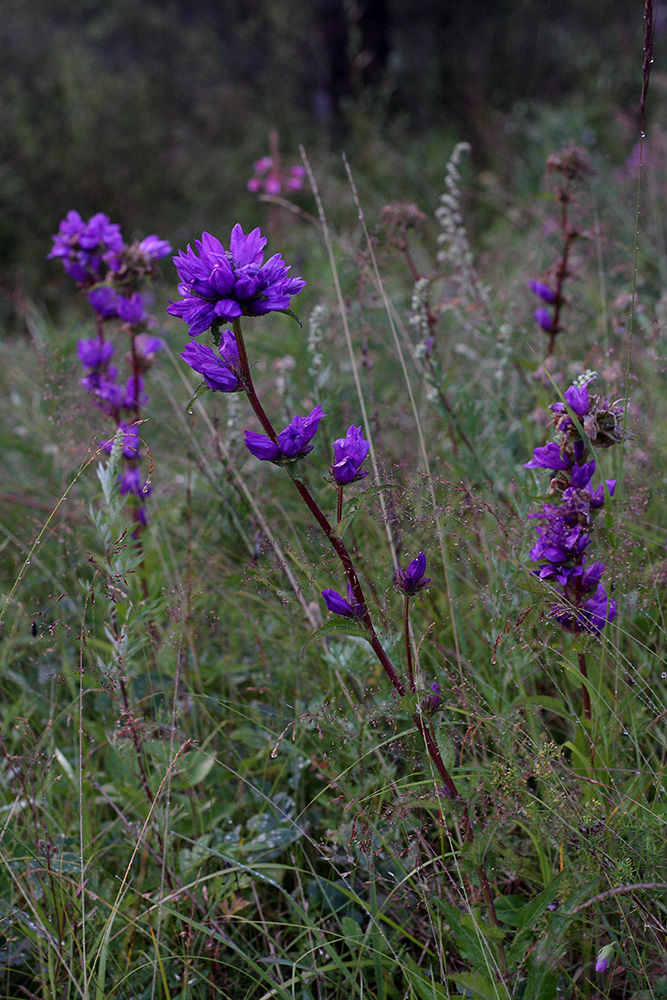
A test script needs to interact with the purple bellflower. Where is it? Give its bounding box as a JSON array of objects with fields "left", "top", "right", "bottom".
[
  {"left": 117, "top": 292, "right": 149, "bottom": 326},
  {"left": 534, "top": 306, "right": 555, "bottom": 332},
  {"left": 167, "top": 224, "right": 307, "bottom": 336},
  {"left": 89, "top": 287, "right": 120, "bottom": 319},
  {"left": 181, "top": 331, "right": 242, "bottom": 392},
  {"left": 322, "top": 584, "right": 366, "bottom": 619},
  {"left": 136, "top": 235, "right": 172, "bottom": 261},
  {"left": 132, "top": 334, "right": 166, "bottom": 373},
  {"left": 396, "top": 552, "right": 431, "bottom": 596},
  {"left": 78, "top": 337, "right": 114, "bottom": 370},
  {"left": 420, "top": 681, "right": 442, "bottom": 716},
  {"left": 595, "top": 944, "right": 614, "bottom": 974},
  {"left": 528, "top": 280, "right": 556, "bottom": 303},
  {"left": 49, "top": 210, "right": 124, "bottom": 285},
  {"left": 524, "top": 441, "right": 572, "bottom": 471},
  {"left": 245, "top": 405, "right": 325, "bottom": 464},
  {"left": 118, "top": 466, "right": 151, "bottom": 497},
  {"left": 330, "top": 425, "right": 370, "bottom": 485}
]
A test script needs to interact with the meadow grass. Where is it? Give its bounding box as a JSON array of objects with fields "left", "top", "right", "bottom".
[{"left": 1, "top": 118, "right": 667, "bottom": 1000}]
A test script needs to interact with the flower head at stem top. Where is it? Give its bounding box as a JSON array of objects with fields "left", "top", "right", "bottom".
[
  {"left": 322, "top": 584, "right": 366, "bottom": 620},
  {"left": 245, "top": 405, "right": 325, "bottom": 464},
  {"left": 396, "top": 552, "right": 430, "bottom": 596},
  {"left": 48, "top": 210, "right": 125, "bottom": 285},
  {"left": 330, "top": 425, "right": 370, "bottom": 485},
  {"left": 167, "top": 224, "right": 306, "bottom": 337}
]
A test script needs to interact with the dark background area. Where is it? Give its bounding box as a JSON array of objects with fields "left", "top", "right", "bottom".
[{"left": 0, "top": 0, "right": 653, "bottom": 327}]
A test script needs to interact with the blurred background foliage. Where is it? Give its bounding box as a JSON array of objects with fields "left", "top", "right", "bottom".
[{"left": 0, "top": 0, "right": 654, "bottom": 329}]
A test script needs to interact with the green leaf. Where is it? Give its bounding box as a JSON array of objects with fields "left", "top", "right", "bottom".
[
  {"left": 301, "top": 617, "right": 370, "bottom": 657},
  {"left": 514, "top": 874, "right": 564, "bottom": 932},
  {"left": 506, "top": 874, "right": 564, "bottom": 967},
  {"left": 279, "top": 307, "right": 302, "bottom": 327},
  {"left": 523, "top": 956, "right": 559, "bottom": 1000},
  {"left": 187, "top": 380, "right": 211, "bottom": 414},
  {"left": 404, "top": 958, "right": 450, "bottom": 1000},
  {"left": 449, "top": 971, "right": 507, "bottom": 1000},
  {"left": 435, "top": 899, "right": 497, "bottom": 967}
]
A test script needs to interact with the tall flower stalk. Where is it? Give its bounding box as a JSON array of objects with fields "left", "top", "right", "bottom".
[
  {"left": 527, "top": 147, "right": 594, "bottom": 355},
  {"left": 49, "top": 211, "right": 171, "bottom": 529},
  {"left": 170, "top": 224, "right": 468, "bottom": 815}
]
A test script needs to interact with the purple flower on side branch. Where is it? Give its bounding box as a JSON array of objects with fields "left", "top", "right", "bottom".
[
  {"left": 396, "top": 552, "right": 431, "bottom": 596},
  {"left": 167, "top": 224, "right": 307, "bottom": 336},
  {"left": 89, "top": 287, "right": 120, "bottom": 319},
  {"left": 524, "top": 441, "right": 572, "bottom": 471},
  {"left": 245, "top": 405, "right": 325, "bottom": 464},
  {"left": 330, "top": 425, "right": 370, "bottom": 485},
  {"left": 534, "top": 306, "right": 555, "bottom": 332},
  {"left": 181, "top": 331, "right": 243, "bottom": 392},
  {"left": 528, "top": 280, "right": 556, "bottom": 303},
  {"left": 322, "top": 584, "right": 366, "bottom": 619}
]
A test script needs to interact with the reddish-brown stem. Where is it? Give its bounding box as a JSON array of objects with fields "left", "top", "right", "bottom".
[
  {"left": 336, "top": 484, "right": 344, "bottom": 524},
  {"left": 232, "top": 318, "right": 278, "bottom": 443},
  {"left": 578, "top": 649, "right": 592, "bottom": 721},
  {"left": 404, "top": 595, "right": 415, "bottom": 693},
  {"left": 547, "top": 183, "right": 576, "bottom": 354},
  {"left": 233, "top": 318, "right": 467, "bottom": 823}
]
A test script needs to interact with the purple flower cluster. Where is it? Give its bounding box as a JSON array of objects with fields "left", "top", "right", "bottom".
[
  {"left": 49, "top": 211, "right": 171, "bottom": 290},
  {"left": 49, "top": 211, "right": 124, "bottom": 285},
  {"left": 247, "top": 156, "right": 306, "bottom": 196},
  {"left": 49, "top": 209, "right": 171, "bottom": 527},
  {"left": 524, "top": 377, "right": 623, "bottom": 635},
  {"left": 167, "top": 225, "right": 306, "bottom": 337}
]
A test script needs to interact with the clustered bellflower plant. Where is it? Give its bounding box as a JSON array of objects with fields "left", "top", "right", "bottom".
[
  {"left": 170, "top": 223, "right": 469, "bottom": 827},
  {"left": 49, "top": 210, "right": 171, "bottom": 527},
  {"left": 524, "top": 372, "right": 625, "bottom": 716}
]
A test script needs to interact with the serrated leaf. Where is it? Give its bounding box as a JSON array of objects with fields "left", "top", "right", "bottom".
[{"left": 187, "top": 380, "right": 211, "bottom": 414}]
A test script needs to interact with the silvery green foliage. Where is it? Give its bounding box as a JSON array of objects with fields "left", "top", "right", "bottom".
[{"left": 435, "top": 142, "right": 492, "bottom": 324}]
